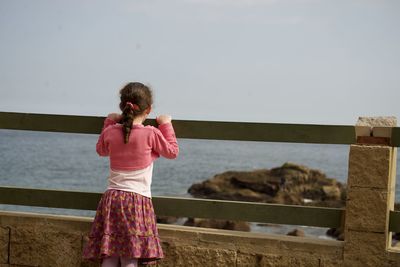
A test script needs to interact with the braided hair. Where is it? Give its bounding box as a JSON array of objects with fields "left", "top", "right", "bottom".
[{"left": 119, "top": 82, "right": 153, "bottom": 144}]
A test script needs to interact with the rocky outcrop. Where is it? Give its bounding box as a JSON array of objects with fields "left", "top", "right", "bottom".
[
  {"left": 188, "top": 162, "right": 346, "bottom": 208},
  {"left": 184, "top": 163, "right": 346, "bottom": 236}
]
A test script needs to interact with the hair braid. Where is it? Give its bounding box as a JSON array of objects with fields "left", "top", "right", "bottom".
[{"left": 121, "top": 105, "right": 135, "bottom": 144}]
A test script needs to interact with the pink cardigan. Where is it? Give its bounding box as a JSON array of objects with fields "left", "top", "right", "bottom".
[{"left": 96, "top": 118, "right": 179, "bottom": 171}]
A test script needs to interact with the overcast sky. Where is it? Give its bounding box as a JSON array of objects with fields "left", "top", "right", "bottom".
[{"left": 0, "top": 0, "right": 399, "bottom": 125}]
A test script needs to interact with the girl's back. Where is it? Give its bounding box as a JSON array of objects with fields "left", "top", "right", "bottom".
[{"left": 97, "top": 119, "right": 178, "bottom": 171}]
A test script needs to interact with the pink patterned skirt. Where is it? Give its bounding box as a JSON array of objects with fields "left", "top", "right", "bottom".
[{"left": 83, "top": 189, "right": 164, "bottom": 265}]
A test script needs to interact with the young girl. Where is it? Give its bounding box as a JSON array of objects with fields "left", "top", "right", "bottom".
[{"left": 83, "top": 82, "right": 179, "bottom": 267}]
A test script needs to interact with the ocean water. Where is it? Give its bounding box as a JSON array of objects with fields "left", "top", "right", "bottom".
[{"left": 0, "top": 129, "right": 399, "bottom": 238}]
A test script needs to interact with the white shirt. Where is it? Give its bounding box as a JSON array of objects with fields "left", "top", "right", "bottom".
[{"left": 107, "top": 163, "right": 153, "bottom": 198}]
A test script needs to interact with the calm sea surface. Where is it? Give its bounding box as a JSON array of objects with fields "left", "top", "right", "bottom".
[{"left": 1, "top": 129, "right": 399, "bottom": 237}]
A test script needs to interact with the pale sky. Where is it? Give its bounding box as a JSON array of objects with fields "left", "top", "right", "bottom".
[{"left": 0, "top": 0, "right": 399, "bottom": 125}]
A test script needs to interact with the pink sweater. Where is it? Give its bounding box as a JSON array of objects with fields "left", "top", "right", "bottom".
[{"left": 96, "top": 118, "right": 179, "bottom": 171}]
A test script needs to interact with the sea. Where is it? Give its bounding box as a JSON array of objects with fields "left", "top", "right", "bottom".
[{"left": 0, "top": 129, "right": 399, "bottom": 238}]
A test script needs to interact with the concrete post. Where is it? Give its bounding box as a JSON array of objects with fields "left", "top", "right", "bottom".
[{"left": 343, "top": 117, "right": 397, "bottom": 267}]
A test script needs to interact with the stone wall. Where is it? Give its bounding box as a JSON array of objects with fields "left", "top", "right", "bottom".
[
  {"left": 344, "top": 145, "right": 397, "bottom": 266},
  {"left": 342, "top": 115, "right": 399, "bottom": 267},
  {"left": 0, "top": 211, "right": 344, "bottom": 267}
]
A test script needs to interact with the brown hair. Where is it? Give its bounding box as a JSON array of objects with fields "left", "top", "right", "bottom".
[{"left": 119, "top": 82, "right": 153, "bottom": 144}]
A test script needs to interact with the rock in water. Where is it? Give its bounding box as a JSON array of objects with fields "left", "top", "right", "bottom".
[
  {"left": 287, "top": 229, "right": 305, "bottom": 237},
  {"left": 157, "top": 216, "right": 178, "bottom": 224},
  {"left": 326, "top": 227, "right": 344, "bottom": 241},
  {"left": 188, "top": 162, "right": 346, "bottom": 208},
  {"left": 184, "top": 218, "right": 251, "bottom": 232}
]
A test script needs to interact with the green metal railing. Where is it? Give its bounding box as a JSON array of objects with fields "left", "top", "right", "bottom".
[
  {"left": 0, "top": 186, "right": 343, "bottom": 228},
  {"left": 0, "top": 112, "right": 357, "bottom": 144},
  {"left": 0, "top": 111, "right": 399, "bottom": 231}
]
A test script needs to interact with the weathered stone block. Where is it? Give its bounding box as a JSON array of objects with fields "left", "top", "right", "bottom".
[
  {"left": 346, "top": 187, "right": 388, "bottom": 232},
  {"left": 260, "top": 254, "right": 291, "bottom": 267},
  {"left": 278, "top": 237, "right": 343, "bottom": 258},
  {"left": 233, "top": 235, "right": 282, "bottom": 256},
  {"left": 0, "top": 227, "right": 9, "bottom": 264},
  {"left": 344, "top": 230, "right": 387, "bottom": 266},
  {"left": 344, "top": 256, "right": 393, "bottom": 267},
  {"left": 320, "top": 258, "right": 344, "bottom": 267},
  {"left": 236, "top": 252, "right": 262, "bottom": 267},
  {"left": 158, "top": 226, "right": 200, "bottom": 244},
  {"left": 198, "top": 231, "right": 243, "bottom": 251},
  {"left": 236, "top": 253, "right": 320, "bottom": 267},
  {"left": 158, "top": 245, "right": 236, "bottom": 267},
  {"left": 348, "top": 145, "right": 391, "bottom": 189},
  {"left": 356, "top": 116, "right": 397, "bottom": 127},
  {"left": 10, "top": 227, "right": 82, "bottom": 267},
  {"left": 286, "top": 256, "right": 320, "bottom": 267},
  {"left": 236, "top": 253, "right": 292, "bottom": 267}
]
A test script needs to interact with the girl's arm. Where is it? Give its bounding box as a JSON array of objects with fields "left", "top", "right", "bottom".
[
  {"left": 96, "top": 115, "right": 119, "bottom": 156},
  {"left": 152, "top": 122, "right": 179, "bottom": 159}
]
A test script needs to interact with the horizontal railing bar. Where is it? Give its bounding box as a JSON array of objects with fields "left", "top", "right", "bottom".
[
  {"left": 0, "top": 186, "right": 101, "bottom": 210},
  {"left": 152, "top": 196, "right": 344, "bottom": 228},
  {"left": 0, "top": 112, "right": 105, "bottom": 135},
  {"left": 0, "top": 186, "right": 343, "bottom": 228},
  {"left": 389, "top": 210, "right": 400, "bottom": 232},
  {"left": 0, "top": 111, "right": 358, "bottom": 145}
]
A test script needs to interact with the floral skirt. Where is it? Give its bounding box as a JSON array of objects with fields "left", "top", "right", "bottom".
[{"left": 82, "top": 189, "right": 164, "bottom": 265}]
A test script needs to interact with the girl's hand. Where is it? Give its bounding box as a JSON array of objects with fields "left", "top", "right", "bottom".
[
  {"left": 107, "top": 113, "right": 122, "bottom": 122},
  {"left": 156, "top": 115, "right": 172, "bottom": 125}
]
